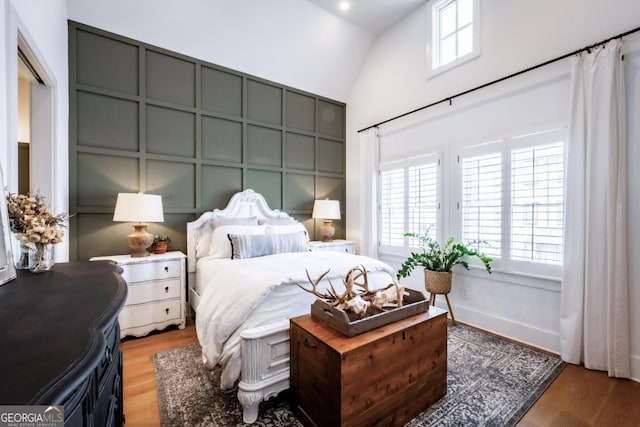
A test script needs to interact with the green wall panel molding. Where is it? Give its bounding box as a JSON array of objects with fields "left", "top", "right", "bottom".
[
  {"left": 76, "top": 153, "right": 139, "bottom": 208},
  {"left": 247, "top": 79, "right": 283, "bottom": 125},
  {"left": 246, "top": 170, "right": 283, "bottom": 209},
  {"left": 285, "top": 173, "right": 315, "bottom": 211},
  {"left": 146, "top": 160, "right": 196, "bottom": 208},
  {"left": 201, "top": 116, "right": 243, "bottom": 162},
  {"left": 201, "top": 66, "right": 243, "bottom": 117},
  {"left": 247, "top": 125, "right": 282, "bottom": 168},
  {"left": 318, "top": 138, "right": 344, "bottom": 174},
  {"left": 146, "top": 50, "right": 196, "bottom": 107},
  {"left": 318, "top": 100, "right": 344, "bottom": 139},
  {"left": 77, "top": 91, "right": 139, "bottom": 151},
  {"left": 69, "top": 21, "right": 345, "bottom": 260},
  {"left": 76, "top": 28, "right": 139, "bottom": 95},
  {"left": 146, "top": 105, "right": 196, "bottom": 158},
  {"left": 201, "top": 166, "right": 243, "bottom": 209},
  {"left": 286, "top": 132, "right": 315, "bottom": 171},
  {"left": 286, "top": 91, "right": 315, "bottom": 132}
]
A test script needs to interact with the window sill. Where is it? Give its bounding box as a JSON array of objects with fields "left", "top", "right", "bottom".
[
  {"left": 379, "top": 252, "right": 561, "bottom": 292},
  {"left": 427, "top": 50, "right": 481, "bottom": 80}
]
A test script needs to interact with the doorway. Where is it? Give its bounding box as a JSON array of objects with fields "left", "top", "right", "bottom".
[{"left": 16, "top": 36, "right": 54, "bottom": 206}]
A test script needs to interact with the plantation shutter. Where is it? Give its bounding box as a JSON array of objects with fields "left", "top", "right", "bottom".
[
  {"left": 510, "top": 139, "right": 564, "bottom": 265},
  {"left": 407, "top": 162, "right": 438, "bottom": 246},
  {"left": 379, "top": 167, "right": 405, "bottom": 247},
  {"left": 379, "top": 155, "right": 440, "bottom": 255},
  {"left": 461, "top": 149, "right": 502, "bottom": 259}
]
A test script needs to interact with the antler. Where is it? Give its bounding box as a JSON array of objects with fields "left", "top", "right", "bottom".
[
  {"left": 300, "top": 265, "right": 406, "bottom": 316},
  {"left": 297, "top": 269, "right": 333, "bottom": 300}
]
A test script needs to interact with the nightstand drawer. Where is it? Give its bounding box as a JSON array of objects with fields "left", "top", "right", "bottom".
[
  {"left": 119, "top": 298, "right": 182, "bottom": 326},
  {"left": 125, "top": 278, "right": 181, "bottom": 305},
  {"left": 308, "top": 240, "right": 355, "bottom": 254},
  {"left": 119, "top": 259, "right": 182, "bottom": 283}
]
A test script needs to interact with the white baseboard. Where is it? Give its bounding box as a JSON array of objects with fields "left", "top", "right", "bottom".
[
  {"left": 631, "top": 355, "right": 640, "bottom": 382},
  {"left": 437, "top": 300, "right": 561, "bottom": 354}
]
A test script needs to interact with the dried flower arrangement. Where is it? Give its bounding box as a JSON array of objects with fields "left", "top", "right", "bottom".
[{"left": 5, "top": 191, "right": 67, "bottom": 245}]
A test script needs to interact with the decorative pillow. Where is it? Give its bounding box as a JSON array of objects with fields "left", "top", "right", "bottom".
[
  {"left": 208, "top": 225, "right": 265, "bottom": 259},
  {"left": 228, "top": 231, "right": 309, "bottom": 259},
  {"left": 265, "top": 223, "right": 309, "bottom": 241},
  {"left": 257, "top": 217, "right": 297, "bottom": 225},
  {"left": 212, "top": 217, "right": 258, "bottom": 229}
]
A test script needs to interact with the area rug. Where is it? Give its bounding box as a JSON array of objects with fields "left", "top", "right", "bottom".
[{"left": 153, "top": 324, "right": 565, "bottom": 426}]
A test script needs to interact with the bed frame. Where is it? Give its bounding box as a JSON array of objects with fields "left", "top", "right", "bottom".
[{"left": 186, "top": 189, "right": 297, "bottom": 423}]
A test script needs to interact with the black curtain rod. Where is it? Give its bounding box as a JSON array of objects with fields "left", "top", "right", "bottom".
[{"left": 358, "top": 24, "right": 640, "bottom": 133}]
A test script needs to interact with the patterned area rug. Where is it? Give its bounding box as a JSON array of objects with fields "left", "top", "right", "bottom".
[{"left": 153, "top": 324, "right": 565, "bottom": 426}]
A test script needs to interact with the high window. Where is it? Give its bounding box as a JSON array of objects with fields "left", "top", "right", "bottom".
[
  {"left": 379, "top": 155, "right": 440, "bottom": 256},
  {"left": 431, "top": 0, "right": 480, "bottom": 72}
]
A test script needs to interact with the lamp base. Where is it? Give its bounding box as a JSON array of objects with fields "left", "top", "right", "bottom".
[
  {"left": 127, "top": 223, "right": 154, "bottom": 257},
  {"left": 319, "top": 220, "right": 336, "bottom": 242}
]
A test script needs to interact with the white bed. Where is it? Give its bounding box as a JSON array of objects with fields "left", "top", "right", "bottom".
[{"left": 186, "top": 189, "right": 397, "bottom": 423}]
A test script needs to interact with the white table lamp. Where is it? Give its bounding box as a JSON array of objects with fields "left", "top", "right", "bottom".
[
  {"left": 113, "top": 193, "right": 164, "bottom": 257},
  {"left": 312, "top": 199, "right": 341, "bottom": 242}
]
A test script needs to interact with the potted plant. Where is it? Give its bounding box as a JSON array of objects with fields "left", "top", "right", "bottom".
[
  {"left": 152, "top": 234, "right": 171, "bottom": 254},
  {"left": 396, "top": 231, "right": 492, "bottom": 322}
]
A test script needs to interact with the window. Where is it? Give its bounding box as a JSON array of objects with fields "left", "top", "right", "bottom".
[
  {"left": 379, "top": 155, "right": 440, "bottom": 255},
  {"left": 431, "top": 0, "right": 480, "bottom": 72},
  {"left": 510, "top": 140, "right": 564, "bottom": 266},
  {"left": 459, "top": 129, "right": 565, "bottom": 276},
  {"left": 461, "top": 149, "right": 502, "bottom": 259}
]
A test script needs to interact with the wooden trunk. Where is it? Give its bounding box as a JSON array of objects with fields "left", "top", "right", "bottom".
[{"left": 290, "top": 308, "right": 448, "bottom": 427}]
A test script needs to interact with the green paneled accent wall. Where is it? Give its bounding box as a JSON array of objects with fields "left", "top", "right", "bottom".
[{"left": 68, "top": 21, "right": 346, "bottom": 260}]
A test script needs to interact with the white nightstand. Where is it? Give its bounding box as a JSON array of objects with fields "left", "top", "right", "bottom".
[
  {"left": 308, "top": 240, "right": 356, "bottom": 254},
  {"left": 90, "top": 251, "right": 186, "bottom": 338}
]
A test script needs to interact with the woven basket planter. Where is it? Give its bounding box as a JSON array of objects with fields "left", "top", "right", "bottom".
[{"left": 424, "top": 270, "right": 452, "bottom": 294}]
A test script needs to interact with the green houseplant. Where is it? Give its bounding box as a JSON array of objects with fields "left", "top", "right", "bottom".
[
  {"left": 397, "top": 231, "right": 492, "bottom": 324},
  {"left": 397, "top": 232, "right": 492, "bottom": 280},
  {"left": 152, "top": 234, "right": 171, "bottom": 254}
]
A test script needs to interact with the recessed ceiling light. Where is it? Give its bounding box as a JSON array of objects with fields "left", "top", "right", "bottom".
[{"left": 339, "top": 1, "right": 350, "bottom": 12}]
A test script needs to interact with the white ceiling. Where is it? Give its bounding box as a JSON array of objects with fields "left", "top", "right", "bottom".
[{"left": 306, "top": 0, "right": 425, "bottom": 34}]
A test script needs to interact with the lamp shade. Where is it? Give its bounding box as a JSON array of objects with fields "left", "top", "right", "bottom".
[
  {"left": 312, "top": 199, "right": 341, "bottom": 220},
  {"left": 113, "top": 193, "right": 164, "bottom": 223}
]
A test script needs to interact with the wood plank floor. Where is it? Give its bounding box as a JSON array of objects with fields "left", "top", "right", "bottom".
[{"left": 121, "top": 319, "right": 640, "bottom": 426}]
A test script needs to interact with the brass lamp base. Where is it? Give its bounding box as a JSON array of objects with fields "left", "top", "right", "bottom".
[
  {"left": 319, "top": 220, "right": 336, "bottom": 242},
  {"left": 127, "top": 223, "right": 154, "bottom": 257}
]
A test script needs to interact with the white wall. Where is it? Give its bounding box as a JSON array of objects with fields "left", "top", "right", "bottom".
[
  {"left": 346, "top": 0, "right": 640, "bottom": 380},
  {"left": 65, "top": 0, "right": 375, "bottom": 103},
  {"left": 1, "top": 0, "right": 69, "bottom": 260}
]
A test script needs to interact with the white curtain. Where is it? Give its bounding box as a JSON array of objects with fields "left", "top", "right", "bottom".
[
  {"left": 359, "top": 127, "right": 379, "bottom": 258},
  {"left": 560, "top": 39, "right": 630, "bottom": 377}
]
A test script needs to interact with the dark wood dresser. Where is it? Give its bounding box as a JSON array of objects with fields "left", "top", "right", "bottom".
[
  {"left": 290, "top": 307, "right": 448, "bottom": 427},
  {"left": 0, "top": 261, "right": 127, "bottom": 426}
]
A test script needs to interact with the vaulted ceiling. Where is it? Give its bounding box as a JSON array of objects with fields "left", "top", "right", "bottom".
[{"left": 65, "top": 0, "right": 426, "bottom": 101}]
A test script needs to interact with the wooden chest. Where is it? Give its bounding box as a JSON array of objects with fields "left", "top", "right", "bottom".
[{"left": 290, "top": 307, "right": 448, "bottom": 427}]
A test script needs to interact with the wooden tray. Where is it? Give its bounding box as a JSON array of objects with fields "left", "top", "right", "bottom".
[{"left": 310, "top": 288, "right": 429, "bottom": 337}]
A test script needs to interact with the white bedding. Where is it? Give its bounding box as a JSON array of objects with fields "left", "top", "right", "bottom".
[{"left": 194, "top": 251, "right": 396, "bottom": 389}]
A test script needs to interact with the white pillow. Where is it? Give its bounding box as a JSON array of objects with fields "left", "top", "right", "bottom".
[
  {"left": 257, "top": 217, "right": 297, "bottom": 225},
  {"left": 212, "top": 217, "right": 258, "bottom": 228},
  {"left": 208, "top": 225, "right": 265, "bottom": 258},
  {"left": 265, "top": 223, "right": 309, "bottom": 241},
  {"left": 228, "top": 231, "right": 309, "bottom": 259},
  {"left": 194, "top": 217, "right": 259, "bottom": 259}
]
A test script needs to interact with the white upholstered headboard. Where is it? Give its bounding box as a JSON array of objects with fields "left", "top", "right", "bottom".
[{"left": 186, "top": 189, "right": 291, "bottom": 278}]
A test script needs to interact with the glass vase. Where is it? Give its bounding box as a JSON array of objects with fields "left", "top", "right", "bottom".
[
  {"left": 29, "top": 243, "right": 54, "bottom": 273},
  {"left": 14, "top": 237, "right": 31, "bottom": 270}
]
